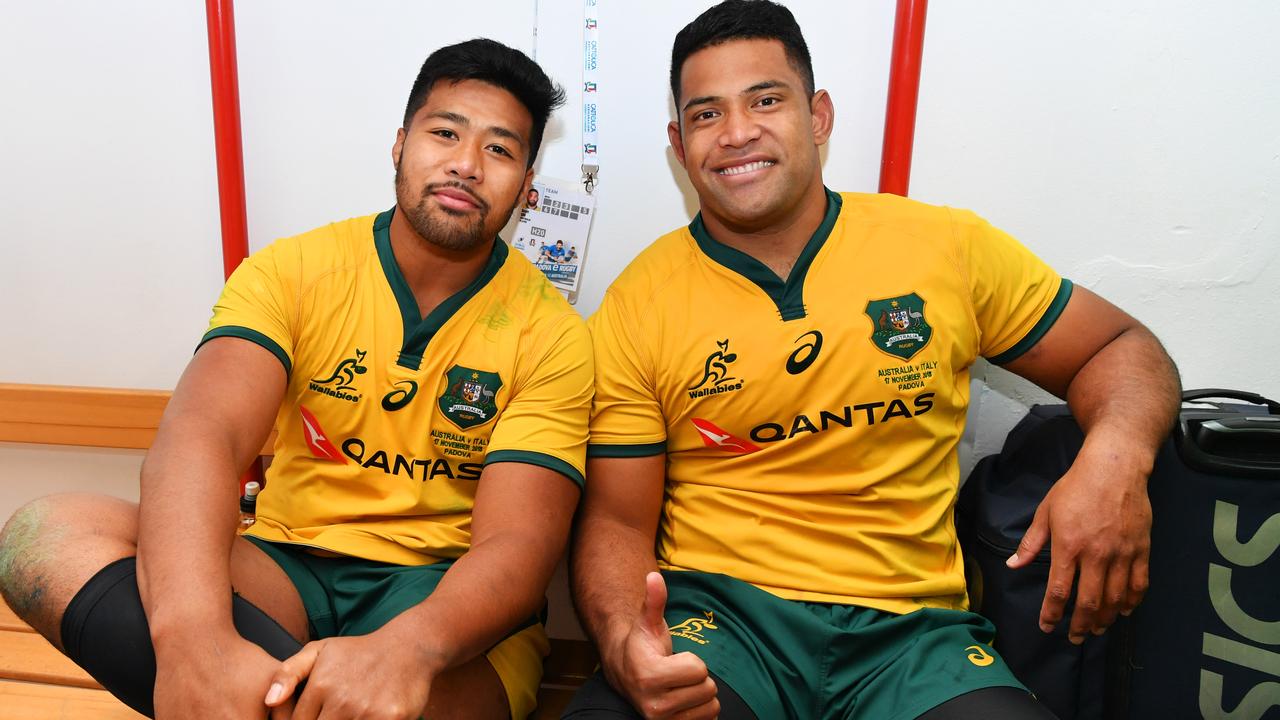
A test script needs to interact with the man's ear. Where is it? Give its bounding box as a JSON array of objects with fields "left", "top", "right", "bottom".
[
  {"left": 667, "top": 120, "right": 687, "bottom": 166},
  {"left": 518, "top": 167, "right": 535, "bottom": 207},
  {"left": 392, "top": 127, "right": 406, "bottom": 167},
  {"left": 810, "top": 89, "right": 834, "bottom": 146}
]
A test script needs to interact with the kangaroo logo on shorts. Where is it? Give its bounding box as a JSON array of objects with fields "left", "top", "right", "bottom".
[
  {"left": 965, "top": 644, "right": 995, "bottom": 667},
  {"left": 865, "top": 293, "right": 932, "bottom": 361},
  {"left": 439, "top": 366, "right": 502, "bottom": 430},
  {"left": 669, "top": 611, "right": 718, "bottom": 645}
]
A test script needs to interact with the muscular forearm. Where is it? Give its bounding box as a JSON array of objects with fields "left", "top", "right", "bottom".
[
  {"left": 1065, "top": 326, "right": 1181, "bottom": 473},
  {"left": 384, "top": 533, "right": 564, "bottom": 675},
  {"left": 571, "top": 514, "right": 659, "bottom": 663},
  {"left": 136, "top": 430, "right": 243, "bottom": 643}
]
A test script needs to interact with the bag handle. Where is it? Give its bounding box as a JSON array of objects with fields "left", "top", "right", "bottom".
[{"left": 1182, "top": 388, "right": 1280, "bottom": 415}]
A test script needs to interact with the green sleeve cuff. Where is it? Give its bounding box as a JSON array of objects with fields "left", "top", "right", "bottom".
[
  {"left": 485, "top": 450, "right": 585, "bottom": 489},
  {"left": 198, "top": 326, "right": 292, "bottom": 375},
  {"left": 587, "top": 441, "right": 667, "bottom": 459},
  {"left": 988, "top": 279, "right": 1074, "bottom": 365}
]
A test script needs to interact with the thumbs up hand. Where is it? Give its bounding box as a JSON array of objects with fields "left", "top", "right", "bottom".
[{"left": 603, "top": 573, "right": 720, "bottom": 719}]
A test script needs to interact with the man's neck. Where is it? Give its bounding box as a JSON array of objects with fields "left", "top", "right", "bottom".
[
  {"left": 388, "top": 208, "right": 494, "bottom": 319},
  {"left": 699, "top": 180, "right": 829, "bottom": 282}
]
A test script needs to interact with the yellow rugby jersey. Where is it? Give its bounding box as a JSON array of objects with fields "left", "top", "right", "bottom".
[
  {"left": 202, "top": 209, "right": 592, "bottom": 566},
  {"left": 589, "top": 190, "right": 1071, "bottom": 614}
]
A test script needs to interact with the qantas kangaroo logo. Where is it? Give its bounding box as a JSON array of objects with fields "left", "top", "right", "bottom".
[
  {"left": 691, "top": 418, "right": 760, "bottom": 454},
  {"left": 299, "top": 406, "right": 346, "bottom": 463}
]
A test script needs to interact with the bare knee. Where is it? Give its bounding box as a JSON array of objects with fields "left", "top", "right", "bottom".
[
  {"left": 0, "top": 493, "right": 139, "bottom": 634},
  {"left": 426, "top": 655, "right": 509, "bottom": 720}
]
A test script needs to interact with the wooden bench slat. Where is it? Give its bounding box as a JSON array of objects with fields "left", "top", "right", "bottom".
[
  {"left": 0, "top": 601, "right": 32, "bottom": 634},
  {"left": 0, "top": 679, "right": 145, "bottom": 719},
  {"left": 0, "top": 383, "right": 275, "bottom": 453},
  {"left": 0, "top": 630, "right": 101, "bottom": 690}
]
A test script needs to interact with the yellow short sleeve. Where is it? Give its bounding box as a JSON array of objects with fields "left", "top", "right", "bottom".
[
  {"left": 587, "top": 290, "right": 667, "bottom": 457},
  {"left": 950, "top": 209, "right": 1073, "bottom": 364},
  {"left": 485, "top": 314, "right": 594, "bottom": 488},
  {"left": 199, "top": 241, "right": 298, "bottom": 373}
]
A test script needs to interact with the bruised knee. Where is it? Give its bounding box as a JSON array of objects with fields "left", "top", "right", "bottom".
[
  {"left": 0, "top": 493, "right": 134, "bottom": 618},
  {"left": 0, "top": 495, "right": 63, "bottom": 613}
]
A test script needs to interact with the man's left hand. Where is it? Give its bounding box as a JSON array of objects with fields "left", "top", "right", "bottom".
[
  {"left": 265, "top": 632, "right": 434, "bottom": 720},
  {"left": 1006, "top": 446, "right": 1152, "bottom": 644}
]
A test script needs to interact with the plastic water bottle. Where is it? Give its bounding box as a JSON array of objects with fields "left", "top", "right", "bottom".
[{"left": 239, "top": 481, "right": 261, "bottom": 531}]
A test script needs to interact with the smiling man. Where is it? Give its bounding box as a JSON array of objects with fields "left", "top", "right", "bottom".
[
  {"left": 0, "top": 39, "right": 589, "bottom": 720},
  {"left": 565, "top": 2, "right": 1180, "bottom": 719}
]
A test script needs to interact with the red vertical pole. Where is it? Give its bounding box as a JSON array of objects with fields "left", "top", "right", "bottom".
[
  {"left": 205, "top": 0, "right": 263, "bottom": 490},
  {"left": 878, "top": 0, "right": 929, "bottom": 197},
  {"left": 205, "top": 0, "right": 250, "bottom": 279}
]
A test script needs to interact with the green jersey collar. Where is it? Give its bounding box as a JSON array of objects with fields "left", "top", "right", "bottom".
[
  {"left": 373, "top": 208, "right": 508, "bottom": 370},
  {"left": 688, "top": 188, "right": 842, "bottom": 321}
]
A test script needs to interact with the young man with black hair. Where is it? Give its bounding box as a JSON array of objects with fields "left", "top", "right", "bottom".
[
  {"left": 566, "top": 2, "right": 1179, "bottom": 718},
  {"left": 0, "top": 38, "right": 589, "bottom": 720}
]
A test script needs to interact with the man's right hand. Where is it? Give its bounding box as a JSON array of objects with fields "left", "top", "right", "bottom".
[
  {"left": 603, "top": 573, "right": 720, "bottom": 720},
  {"left": 153, "top": 629, "right": 280, "bottom": 720}
]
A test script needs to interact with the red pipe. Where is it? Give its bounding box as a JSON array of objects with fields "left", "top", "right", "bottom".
[
  {"left": 205, "top": 0, "right": 262, "bottom": 490},
  {"left": 205, "top": 0, "right": 250, "bottom": 280},
  {"left": 878, "top": 0, "right": 929, "bottom": 197}
]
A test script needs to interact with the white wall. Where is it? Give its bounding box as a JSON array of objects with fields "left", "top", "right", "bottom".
[{"left": 2, "top": 1, "right": 1277, "bottom": 637}]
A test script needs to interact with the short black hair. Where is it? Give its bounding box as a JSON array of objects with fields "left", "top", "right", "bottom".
[
  {"left": 403, "top": 38, "right": 565, "bottom": 168},
  {"left": 670, "top": 0, "right": 815, "bottom": 106}
]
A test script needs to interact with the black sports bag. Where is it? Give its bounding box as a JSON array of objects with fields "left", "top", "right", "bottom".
[{"left": 957, "top": 389, "right": 1280, "bottom": 720}]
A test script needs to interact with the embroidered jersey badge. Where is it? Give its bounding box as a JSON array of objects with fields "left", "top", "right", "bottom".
[
  {"left": 865, "top": 294, "right": 932, "bottom": 361},
  {"left": 439, "top": 366, "right": 502, "bottom": 430}
]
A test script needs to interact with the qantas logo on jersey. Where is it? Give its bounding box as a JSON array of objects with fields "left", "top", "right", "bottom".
[
  {"left": 340, "top": 438, "right": 482, "bottom": 481},
  {"left": 299, "top": 405, "right": 347, "bottom": 463},
  {"left": 309, "top": 349, "right": 367, "bottom": 403},
  {"left": 749, "top": 392, "right": 935, "bottom": 443},
  {"left": 690, "top": 418, "right": 760, "bottom": 454}
]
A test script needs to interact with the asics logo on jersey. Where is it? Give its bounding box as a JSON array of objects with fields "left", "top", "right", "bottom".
[
  {"left": 786, "top": 330, "right": 824, "bottom": 375},
  {"left": 669, "top": 611, "right": 718, "bottom": 645},
  {"left": 299, "top": 406, "right": 347, "bottom": 463},
  {"left": 965, "top": 645, "right": 995, "bottom": 667},
  {"left": 381, "top": 380, "right": 419, "bottom": 412},
  {"left": 688, "top": 339, "right": 738, "bottom": 390},
  {"left": 691, "top": 418, "right": 760, "bottom": 454}
]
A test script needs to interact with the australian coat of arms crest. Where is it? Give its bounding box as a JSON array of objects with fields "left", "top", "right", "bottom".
[
  {"left": 865, "top": 293, "right": 932, "bottom": 361},
  {"left": 438, "top": 365, "right": 503, "bottom": 429}
]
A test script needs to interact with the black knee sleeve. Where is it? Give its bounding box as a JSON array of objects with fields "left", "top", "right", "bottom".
[
  {"left": 60, "top": 556, "right": 303, "bottom": 718},
  {"left": 560, "top": 670, "right": 758, "bottom": 720},
  {"left": 914, "top": 686, "right": 1059, "bottom": 720}
]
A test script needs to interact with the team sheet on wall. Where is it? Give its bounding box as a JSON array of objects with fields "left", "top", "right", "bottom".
[{"left": 510, "top": 179, "right": 596, "bottom": 303}]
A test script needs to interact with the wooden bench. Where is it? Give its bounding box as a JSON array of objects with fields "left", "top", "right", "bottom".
[{"left": 0, "top": 383, "right": 598, "bottom": 718}]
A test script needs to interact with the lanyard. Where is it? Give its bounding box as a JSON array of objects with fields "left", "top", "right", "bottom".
[{"left": 582, "top": 0, "right": 600, "bottom": 193}]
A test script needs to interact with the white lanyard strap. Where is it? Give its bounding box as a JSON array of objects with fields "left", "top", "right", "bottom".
[{"left": 581, "top": 0, "right": 600, "bottom": 193}]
